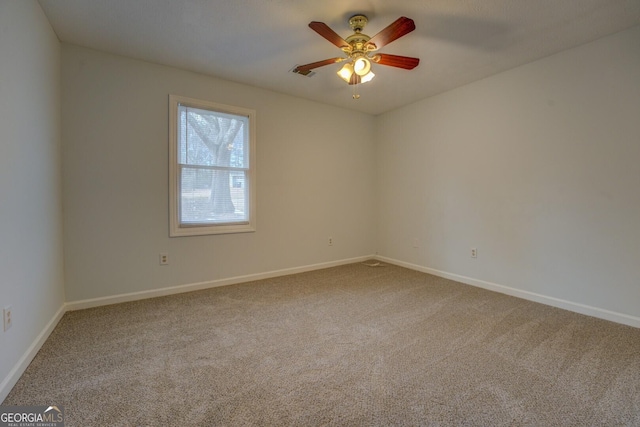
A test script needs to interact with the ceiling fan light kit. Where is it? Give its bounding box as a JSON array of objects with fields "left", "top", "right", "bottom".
[
  {"left": 293, "top": 14, "right": 420, "bottom": 98},
  {"left": 337, "top": 62, "right": 354, "bottom": 81},
  {"left": 353, "top": 57, "right": 371, "bottom": 76}
]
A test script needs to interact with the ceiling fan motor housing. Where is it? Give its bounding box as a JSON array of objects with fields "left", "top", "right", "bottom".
[{"left": 346, "top": 15, "right": 373, "bottom": 54}]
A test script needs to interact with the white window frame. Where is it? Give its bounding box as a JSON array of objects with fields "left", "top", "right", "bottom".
[{"left": 169, "top": 94, "right": 256, "bottom": 237}]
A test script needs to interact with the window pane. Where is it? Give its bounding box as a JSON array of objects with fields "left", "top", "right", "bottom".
[
  {"left": 170, "top": 95, "right": 255, "bottom": 236},
  {"left": 177, "top": 104, "right": 248, "bottom": 168},
  {"left": 180, "top": 167, "right": 248, "bottom": 224}
]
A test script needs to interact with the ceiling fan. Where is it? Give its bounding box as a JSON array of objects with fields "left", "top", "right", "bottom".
[{"left": 293, "top": 15, "right": 420, "bottom": 88}]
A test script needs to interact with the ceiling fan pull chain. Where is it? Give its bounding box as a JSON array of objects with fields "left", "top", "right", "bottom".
[
  {"left": 352, "top": 71, "right": 361, "bottom": 99},
  {"left": 353, "top": 81, "right": 360, "bottom": 99}
]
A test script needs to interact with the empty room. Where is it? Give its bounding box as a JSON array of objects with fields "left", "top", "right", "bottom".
[{"left": 1, "top": 0, "right": 639, "bottom": 425}]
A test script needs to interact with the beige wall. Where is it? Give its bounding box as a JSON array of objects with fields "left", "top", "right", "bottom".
[
  {"left": 61, "top": 45, "right": 377, "bottom": 301},
  {"left": 376, "top": 25, "right": 640, "bottom": 321},
  {"left": 0, "top": 0, "right": 65, "bottom": 398}
]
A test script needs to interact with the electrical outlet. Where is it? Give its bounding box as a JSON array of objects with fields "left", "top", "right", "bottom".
[
  {"left": 328, "top": 237, "right": 333, "bottom": 246},
  {"left": 471, "top": 248, "right": 477, "bottom": 258},
  {"left": 3, "top": 306, "right": 12, "bottom": 332},
  {"left": 159, "top": 253, "right": 169, "bottom": 265}
]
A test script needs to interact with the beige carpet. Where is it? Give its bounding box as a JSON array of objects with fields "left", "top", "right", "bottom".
[{"left": 3, "top": 262, "right": 640, "bottom": 426}]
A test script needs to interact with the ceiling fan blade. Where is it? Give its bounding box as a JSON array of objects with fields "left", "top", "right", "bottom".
[
  {"left": 293, "top": 57, "right": 345, "bottom": 73},
  {"left": 366, "top": 17, "right": 416, "bottom": 50},
  {"left": 373, "top": 54, "right": 420, "bottom": 70},
  {"left": 309, "top": 22, "right": 350, "bottom": 49}
]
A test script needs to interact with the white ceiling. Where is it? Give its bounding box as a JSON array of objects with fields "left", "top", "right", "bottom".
[{"left": 38, "top": 0, "right": 640, "bottom": 115}]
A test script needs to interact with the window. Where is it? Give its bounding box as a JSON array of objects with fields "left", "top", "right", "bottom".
[{"left": 169, "top": 95, "right": 256, "bottom": 236}]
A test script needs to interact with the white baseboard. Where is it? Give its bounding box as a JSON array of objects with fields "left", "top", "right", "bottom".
[
  {"left": 0, "top": 304, "right": 66, "bottom": 403},
  {"left": 66, "top": 255, "right": 375, "bottom": 311},
  {"left": 375, "top": 255, "right": 640, "bottom": 329}
]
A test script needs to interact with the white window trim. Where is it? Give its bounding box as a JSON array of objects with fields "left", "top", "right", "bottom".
[{"left": 169, "top": 94, "right": 256, "bottom": 237}]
